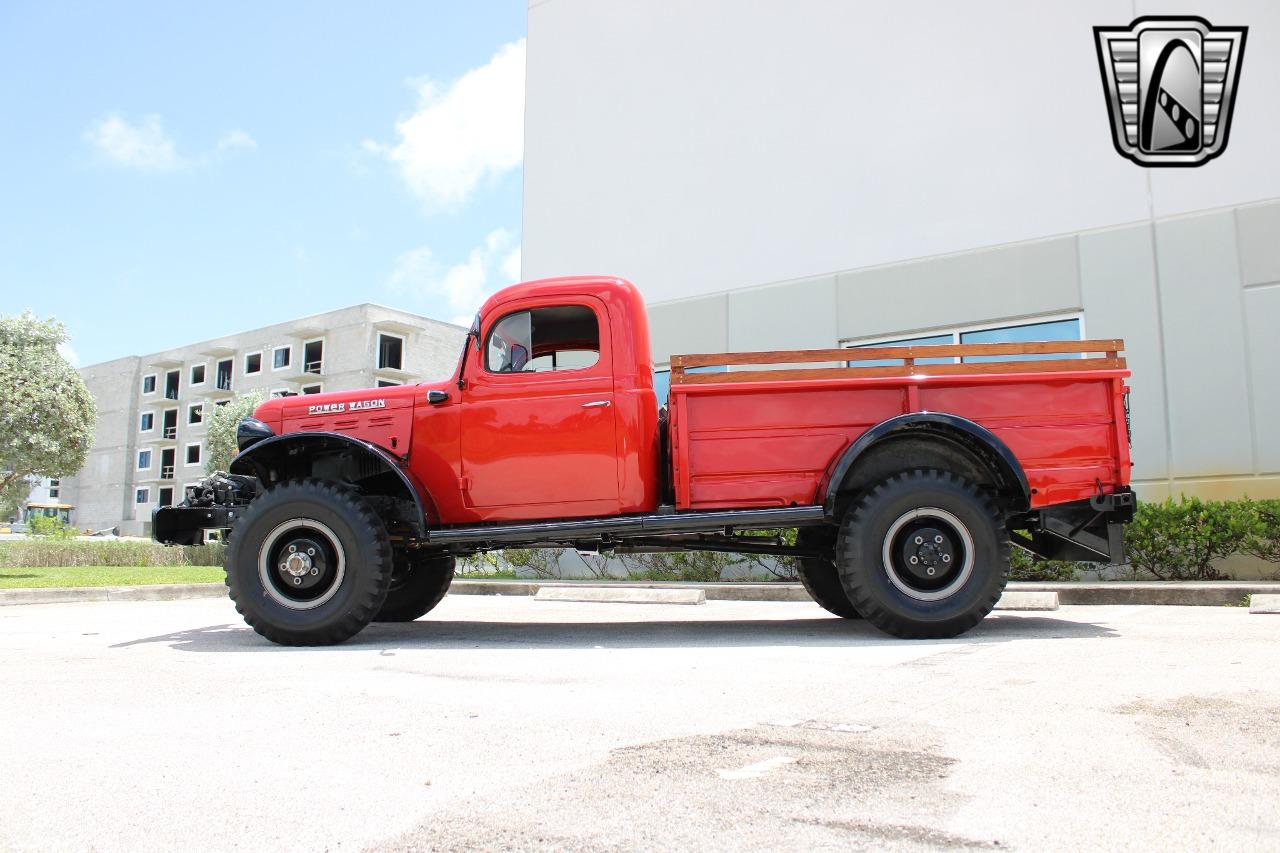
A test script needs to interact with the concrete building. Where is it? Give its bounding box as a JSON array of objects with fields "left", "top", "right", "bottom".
[
  {"left": 58, "top": 304, "right": 466, "bottom": 535},
  {"left": 521, "top": 0, "right": 1280, "bottom": 503}
]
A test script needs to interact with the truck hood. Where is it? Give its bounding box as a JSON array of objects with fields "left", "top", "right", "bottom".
[{"left": 250, "top": 382, "right": 447, "bottom": 456}]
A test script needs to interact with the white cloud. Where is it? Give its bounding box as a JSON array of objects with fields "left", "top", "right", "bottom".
[
  {"left": 57, "top": 342, "right": 80, "bottom": 367},
  {"left": 367, "top": 39, "right": 525, "bottom": 207},
  {"left": 85, "top": 114, "right": 257, "bottom": 171},
  {"left": 217, "top": 129, "right": 257, "bottom": 152},
  {"left": 387, "top": 229, "right": 515, "bottom": 324},
  {"left": 500, "top": 247, "right": 521, "bottom": 282},
  {"left": 85, "top": 114, "right": 186, "bottom": 171}
]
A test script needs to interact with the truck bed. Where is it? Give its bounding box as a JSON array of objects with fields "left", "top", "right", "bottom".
[{"left": 667, "top": 340, "right": 1131, "bottom": 511}]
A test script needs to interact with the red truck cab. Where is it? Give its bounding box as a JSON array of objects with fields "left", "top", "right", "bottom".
[{"left": 157, "top": 276, "right": 1134, "bottom": 646}]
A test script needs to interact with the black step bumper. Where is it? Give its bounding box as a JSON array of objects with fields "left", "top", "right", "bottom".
[
  {"left": 1012, "top": 488, "right": 1135, "bottom": 564},
  {"left": 152, "top": 505, "right": 242, "bottom": 546}
]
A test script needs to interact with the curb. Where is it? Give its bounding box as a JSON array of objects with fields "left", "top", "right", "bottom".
[
  {"left": 993, "top": 591, "right": 1058, "bottom": 611},
  {"left": 534, "top": 586, "right": 708, "bottom": 605},
  {"left": 0, "top": 583, "right": 227, "bottom": 606},
  {"left": 1, "top": 579, "right": 1277, "bottom": 608},
  {"left": 1012, "top": 581, "right": 1276, "bottom": 607},
  {"left": 1250, "top": 594, "right": 1280, "bottom": 614},
  {"left": 448, "top": 579, "right": 1280, "bottom": 607},
  {"left": 451, "top": 580, "right": 815, "bottom": 602}
]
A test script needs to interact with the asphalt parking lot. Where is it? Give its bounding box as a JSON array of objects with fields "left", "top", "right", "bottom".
[{"left": 2, "top": 596, "right": 1278, "bottom": 852}]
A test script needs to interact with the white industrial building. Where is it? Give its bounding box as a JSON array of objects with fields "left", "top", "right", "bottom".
[{"left": 521, "top": 0, "right": 1280, "bottom": 503}]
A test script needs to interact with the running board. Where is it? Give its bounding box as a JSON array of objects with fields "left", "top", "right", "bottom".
[{"left": 425, "top": 506, "right": 826, "bottom": 547}]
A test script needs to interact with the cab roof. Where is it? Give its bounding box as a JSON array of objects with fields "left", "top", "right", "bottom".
[{"left": 477, "top": 276, "right": 645, "bottom": 320}]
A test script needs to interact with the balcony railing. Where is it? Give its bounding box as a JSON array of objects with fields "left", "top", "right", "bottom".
[
  {"left": 160, "top": 465, "right": 175, "bottom": 480},
  {"left": 163, "top": 426, "right": 177, "bottom": 439},
  {"left": 164, "top": 389, "right": 179, "bottom": 400},
  {"left": 216, "top": 376, "right": 232, "bottom": 391},
  {"left": 304, "top": 360, "right": 323, "bottom": 374}
]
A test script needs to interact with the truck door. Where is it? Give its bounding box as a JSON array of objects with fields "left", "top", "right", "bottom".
[{"left": 460, "top": 296, "right": 620, "bottom": 515}]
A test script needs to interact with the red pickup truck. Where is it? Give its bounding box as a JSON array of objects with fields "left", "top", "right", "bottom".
[{"left": 155, "top": 276, "right": 1134, "bottom": 645}]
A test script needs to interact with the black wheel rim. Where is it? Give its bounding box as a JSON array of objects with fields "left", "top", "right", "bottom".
[
  {"left": 257, "top": 519, "right": 346, "bottom": 610},
  {"left": 880, "top": 507, "right": 974, "bottom": 601}
]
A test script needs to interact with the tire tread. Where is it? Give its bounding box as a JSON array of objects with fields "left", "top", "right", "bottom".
[
  {"left": 836, "top": 469, "right": 1008, "bottom": 639},
  {"left": 224, "top": 479, "right": 392, "bottom": 646}
]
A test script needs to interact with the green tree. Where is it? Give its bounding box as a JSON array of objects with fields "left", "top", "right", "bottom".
[
  {"left": 0, "top": 313, "right": 96, "bottom": 519},
  {"left": 204, "top": 391, "right": 266, "bottom": 475}
]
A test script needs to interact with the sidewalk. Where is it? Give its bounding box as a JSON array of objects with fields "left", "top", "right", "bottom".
[{"left": 2, "top": 578, "right": 1276, "bottom": 607}]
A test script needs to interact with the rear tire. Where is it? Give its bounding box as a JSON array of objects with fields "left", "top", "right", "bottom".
[
  {"left": 375, "top": 553, "right": 455, "bottom": 622},
  {"left": 795, "top": 527, "right": 861, "bottom": 619},
  {"left": 836, "top": 470, "right": 1007, "bottom": 639},
  {"left": 224, "top": 479, "right": 392, "bottom": 646}
]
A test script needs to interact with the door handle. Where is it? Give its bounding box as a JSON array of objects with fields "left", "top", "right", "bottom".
[{"left": 581, "top": 400, "right": 611, "bottom": 408}]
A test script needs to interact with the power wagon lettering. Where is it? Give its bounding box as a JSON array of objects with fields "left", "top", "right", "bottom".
[{"left": 306, "top": 399, "right": 386, "bottom": 416}]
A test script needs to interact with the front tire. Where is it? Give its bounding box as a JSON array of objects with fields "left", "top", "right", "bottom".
[
  {"left": 836, "top": 470, "right": 1008, "bottom": 639},
  {"left": 225, "top": 479, "right": 392, "bottom": 646},
  {"left": 375, "top": 553, "right": 455, "bottom": 622}
]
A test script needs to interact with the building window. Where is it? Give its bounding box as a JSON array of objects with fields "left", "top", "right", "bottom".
[
  {"left": 301, "top": 384, "right": 322, "bottom": 395},
  {"left": 190, "top": 363, "right": 206, "bottom": 386},
  {"left": 48, "top": 486, "right": 59, "bottom": 499},
  {"left": 215, "top": 399, "right": 229, "bottom": 407},
  {"left": 188, "top": 403, "right": 204, "bottom": 425},
  {"left": 303, "top": 340, "right": 324, "bottom": 374},
  {"left": 216, "top": 358, "right": 233, "bottom": 391},
  {"left": 137, "top": 449, "right": 152, "bottom": 471},
  {"left": 270, "top": 388, "right": 291, "bottom": 398},
  {"left": 959, "top": 318, "right": 1083, "bottom": 363},
  {"left": 846, "top": 333, "right": 954, "bottom": 368},
  {"left": 185, "top": 443, "right": 202, "bottom": 466},
  {"left": 844, "top": 316, "right": 1083, "bottom": 367},
  {"left": 376, "top": 380, "right": 401, "bottom": 388},
  {"left": 157, "top": 487, "right": 174, "bottom": 507},
  {"left": 164, "top": 370, "right": 180, "bottom": 400},
  {"left": 162, "top": 409, "right": 178, "bottom": 439},
  {"left": 141, "top": 374, "right": 157, "bottom": 395},
  {"left": 140, "top": 412, "right": 154, "bottom": 433},
  {"left": 136, "top": 488, "right": 150, "bottom": 504},
  {"left": 272, "top": 345, "right": 291, "bottom": 370},
  {"left": 377, "top": 333, "right": 405, "bottom": 370},
  {"left": 244, "top": 352, "right": 262, "bottom": 374}
]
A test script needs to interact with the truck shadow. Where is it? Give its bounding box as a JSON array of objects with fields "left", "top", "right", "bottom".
[{"left": 113, "top": 612, "right": 1116, "bottom": 653}]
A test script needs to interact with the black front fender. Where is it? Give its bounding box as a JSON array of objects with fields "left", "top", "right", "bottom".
[{"left": 230, "top": 431, "right": 431, "bottom": 538}]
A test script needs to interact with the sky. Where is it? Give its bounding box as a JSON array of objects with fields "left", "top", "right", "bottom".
[{"left": 0, "top": 1, "right": 527, "bottom": 367}]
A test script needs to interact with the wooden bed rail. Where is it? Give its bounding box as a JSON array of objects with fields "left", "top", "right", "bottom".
[{"left": 669, "top": 339, "right": 1126, "bottom": 385}]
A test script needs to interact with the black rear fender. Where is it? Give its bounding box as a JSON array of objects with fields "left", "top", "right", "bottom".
[{"left": 822, "top": 413, "right": 1030, "bottom": 521}]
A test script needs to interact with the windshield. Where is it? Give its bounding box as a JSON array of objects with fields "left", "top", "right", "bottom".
[{"left": 455, "top": 313, "right": 481, "bottom": 380}]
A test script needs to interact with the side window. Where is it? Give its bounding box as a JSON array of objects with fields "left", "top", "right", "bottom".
[{"left": 485, "top": 305, "right": 600, "bottom": 374}]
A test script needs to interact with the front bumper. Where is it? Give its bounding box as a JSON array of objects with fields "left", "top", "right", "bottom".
[
  {"left": 151, "top": 473, "right": 258, "bottom": 545},
  {"left": 152, "top": 505, "right": 244, "bottom": 546}
]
